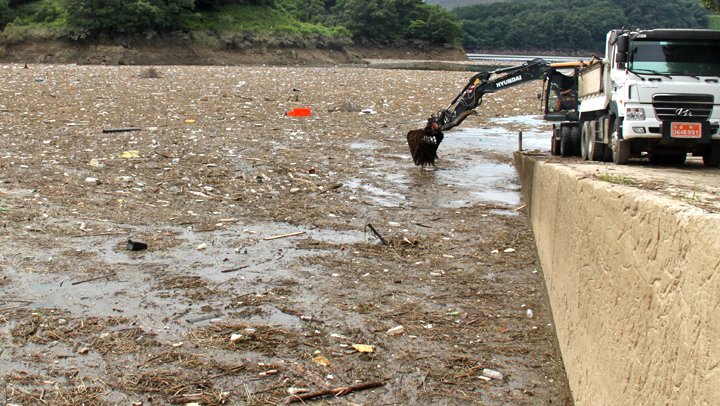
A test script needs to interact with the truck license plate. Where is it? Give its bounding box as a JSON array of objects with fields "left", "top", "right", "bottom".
[{"left": 671, "top": 122, "right": 701, "bottom": 138}]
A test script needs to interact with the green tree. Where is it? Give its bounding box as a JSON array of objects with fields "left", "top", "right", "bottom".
[
  {"left": 331, "top": 0, "right": 396, "bottom": 39},
  {"left": 62, "top": 0, "right": 195, "bottom": 34},
  {"left": 455, "top": 0, "right": 709, "bottom": 52},
  {"left": 195, "top": 0, "right": 277, "bottom": 9},
  {"left": 0, "top": 0, "right": 11, "bottom": 28},
  {"left": 702, "top": 0, "right": 720, "bottom": 13},
  {"left": 422, "top": 4, "right": 463, "bottom": 43},
  {"left": 279, "top": 0, "right": 328, "bottom": 23}
]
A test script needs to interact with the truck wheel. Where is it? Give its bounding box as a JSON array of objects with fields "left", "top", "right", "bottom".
[
  {"left": 588, "top": 123, "right": 606, "bottom": 161},
  {"left": 603, "top": 146, "right": 613, "bottom": 162},
  {"left": 611, "top": 134, "right": 630, "bottom": 165},
  {"left": 560, "top": 126, "right": 573, "bottom": 157},
  {"left": 571, "top": 126, "right": 582, "bottom": 156},
  {"left": 580, "top": 122, "right": 590, "bottom": 160},
  {"left": 590, "top": 140, "right": 606, "bottom": 162},
  {"left": 703, "top": 142, "right": 720, "bottom": 167}
]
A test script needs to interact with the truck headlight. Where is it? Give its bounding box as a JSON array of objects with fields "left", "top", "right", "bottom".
[{"left": 626, "top": 108, "right": 646, "bottom": 121}]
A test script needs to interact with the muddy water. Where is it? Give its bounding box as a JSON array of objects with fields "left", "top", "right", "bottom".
[
  {"left": 5, "top": 114, "right": 549, "bottom": 336},
  {"left": 4, "top": 225, "right": 371, "bottom": 338},
  {"left": 0, "top": 63, "right": 571, "bottom": 405}
]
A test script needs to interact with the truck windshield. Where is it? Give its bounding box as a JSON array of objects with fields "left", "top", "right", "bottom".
[{"left": 629, "top": 40, "right": 720, "bottom": 76}]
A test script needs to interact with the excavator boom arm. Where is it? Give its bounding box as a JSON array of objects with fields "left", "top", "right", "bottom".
[
  {"left": 432, "top": 58, "right": 550, "bottom": 132},
  {"left": 408, "top": 58, "right": 550, "bottom": 166}
]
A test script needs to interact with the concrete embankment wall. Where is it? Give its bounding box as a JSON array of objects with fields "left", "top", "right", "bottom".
[{"left": 514, "top": 153, "right": 720, "bottom": 406}]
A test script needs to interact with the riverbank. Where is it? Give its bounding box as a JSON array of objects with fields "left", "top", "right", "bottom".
[
  {"left": 0, "top": 63, "right": 571, "bottom": 405},
  {"left": 0, "top": 40, "right": 468, "bottom": 66}
]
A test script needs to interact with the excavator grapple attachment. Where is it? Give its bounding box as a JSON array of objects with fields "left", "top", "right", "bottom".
[{"left": 407, "top": 128, "right": 444, "bottom": 166}]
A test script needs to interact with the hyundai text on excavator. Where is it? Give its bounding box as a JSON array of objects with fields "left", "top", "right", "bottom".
[{"left": 407, "top": 58, "right": 581, "bottom": 166}]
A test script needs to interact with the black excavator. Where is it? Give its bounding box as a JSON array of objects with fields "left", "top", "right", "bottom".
[{"left": 407, "top": 58, "right": 578, "bottom": 166}]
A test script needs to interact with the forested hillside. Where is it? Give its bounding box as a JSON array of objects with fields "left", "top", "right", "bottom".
[
  {"left": 0, "top": 0, "right": 716, "bottom": 54},
  {"left": 0, "top": 0, "right": 464, "bottom": 47},
  {"left": 456, "top": 0, "right": 711, "bottom": 52},
  {"left": 425, "top": 0, "right": 543, "bottom": 10}
]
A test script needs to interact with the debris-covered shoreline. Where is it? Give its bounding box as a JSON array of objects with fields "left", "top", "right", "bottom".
[{"left": 0, "top": 63, "right": 572, "bottom": 405}]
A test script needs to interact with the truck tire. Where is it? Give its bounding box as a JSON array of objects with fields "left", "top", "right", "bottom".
[
  {"left": 603, "top": 146, "right": 613, "bottom": 162},
  {"left": 580, "top": 122, "right": 590, "bottom": 160},
  {"left": 703, "top": 142, "right": 720, "bottom": 167},
  {"left": 560, "top": 126, "right": 573, "bottom": 157},
  {"left": 571, "top": 126, "right": 582, "bottom": 156},
  {"left": 612, "top": 135, "right": 630, "bottom": 165},
  {"left": 588, "top": 123, "right": 606, "bottom": 161}
]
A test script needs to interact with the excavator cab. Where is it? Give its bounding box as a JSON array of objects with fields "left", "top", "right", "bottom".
[
  {"left": 542, "top": 62, "right": 581, "bottom": 122},
  {"left": 542, "top": 62, "right": 584, "bottom": 157}
]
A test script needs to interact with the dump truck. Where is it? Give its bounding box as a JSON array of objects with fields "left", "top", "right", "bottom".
[{"left": 570, "top": 28, "right": 720, "bottom": 166}]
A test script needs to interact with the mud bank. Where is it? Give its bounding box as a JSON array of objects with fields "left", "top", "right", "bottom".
[
  {"left": 514, "top": 153, "right": 720, "bottom": 406},
  {"left": 0, "top": 63, "right": 571, "bottom": 405},
  {"left": 0, "top": 40, "right": 468, "bottom": 66}
]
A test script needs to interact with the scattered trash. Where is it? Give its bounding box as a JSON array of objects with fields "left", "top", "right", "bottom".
[
  {"left": 197, "top": 243, "right": 207, "bottom": 250},
  {"left": 287, "top": 108, "right": 311, "bottom": 117},
  {"left": 71, "top": 272, "right": 117, "bottom": 285},
  {"left": 263, "top": 231, "right": 306, "bottom": 241},
  {"left": 352, "top": 344, "right": 375, "bottom": 353},
  {"left": 287, "top": 388, "right": 309, "bottom": 396},
  {"left": 365, "top": 223, "right": 388, "bottom": 245},
  {"left": 119, "top": 150, "right": 140, "bottom": 159},
  {"left": 85, "top": 177, "right": 100, "bottom": 185},
  {"left": 102, "top": 128, "right": 141, "bottom": 133},
  {"left": 482, "top": 368, "right": 504, "bottom": 380},
  {"left": 280, "top": 381, "right": 385, "bottom": 404},
  {"left": 221, "top": 265, "right": 250, "bottom": 273},
  {"left": 127, "top": 239, "right": 148, "bottom": 251},
  {"left": 446, "top": 311, "right": 460, "bottom": 316},
  {"left": 312, "top": 356, "right": 330, "bottom": 366},
  {"left": 317, "top": 183, "right": 342, "bottom": 195},
  {"left": 185, "top": 119, "right": 196, "bottom": 123},
  {"left": 504, "top": 248, "right": 516, "bottom": 253},
  {"left": 387, "top": 326, "right": 405, "bottom": 335},
  {"left": 526, "top": 309, "right": 534, "bottom": 318},
  {"left": 230, "top": 333, "right": 244, "bottom": 342},
  {"left": 360, "top": 109, "right": 377, "bottom": 114}
]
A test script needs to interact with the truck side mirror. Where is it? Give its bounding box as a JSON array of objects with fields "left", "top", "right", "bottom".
[
  {"left": 617, "top": 36, "right": 629, "bottom": 53},
  {"left": 616, "top": 51, "right": 628, "bottom": 69}
]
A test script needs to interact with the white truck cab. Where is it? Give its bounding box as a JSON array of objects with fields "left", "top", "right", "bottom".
[{"left": 578, "top": 29, "right": 720, "bottom": 166}]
